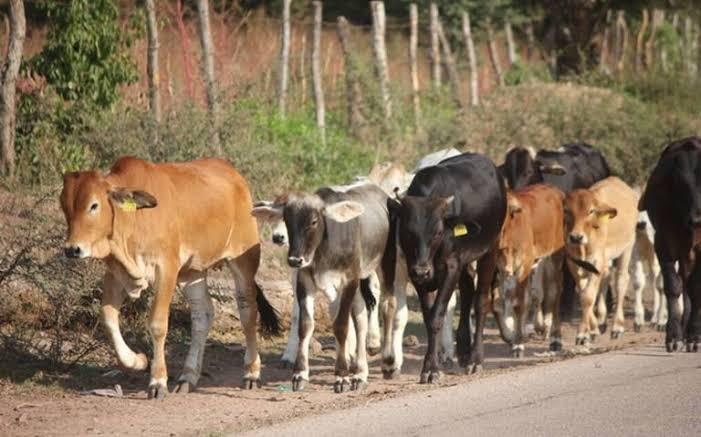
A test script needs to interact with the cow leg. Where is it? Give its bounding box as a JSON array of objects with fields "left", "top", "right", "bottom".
[
  {"left": 491, "top": 284, "right": 515, "bottom": 344},
  {"left": 366, "top": 272, "right": 382, "bottom": 355},
  {"left": 544, "top": 253, "right": 564, "bottom": 351},
  {"left": 456, "top": 268, "right": 475, "bottom": 368},
  {"left": 612, "top": 248, "right": 633, "bottom": 339},
  {"left": 530, "top": 265, "right": 546, "bottom": 336},
  {"left": 291, "top": 271, "right": 316, "bottom": 391},
  {"left": 350, "top": 288, "right": 369, "bottom": 390},
  {"left": 280, "top": 270, "right": 300, "bottom": 368},
  {"left": 653, "top": 270, "right": 667, "bottom": 330},
  {"left": 101, "top": 272, "right": 149, "bottom": 371},
  {"left": 418, "top": 265, "right": 458, "bottom": 384},
  {"left": 227, "top": 247, "right": 263, "bottom": 390},
  {"left": 685, "top": 258, "right": 701, "bottom": 352},
  {"left": 147, "top": 261, "right": 178, "bottom": 399},
  {"left": 468, "top": 250, "right": 498, "bottom": 373},
  {"left": 381, "top": 253, "right": 408, "bottom": 379},
  {"left": 332, "top": 279, "right": 359, "bottom": 393},
  {"left": 631, "top": 253, "right": 646, "bottom": 332},
  {"left": 510, "top": 276, "right": 529, "bottom": 358},
  {"left": 175, "top": 273, "right": 214, "bottom": 394},
  {"left": 660, "top": 260, "right": 684, "bottom": 352},
  {"left": 576, "top": 274, "right": 601, "bottom": 346},
  {"left": 438, "top": 291, "right": 457, "bottom": 368},
  {"left": 595, "top": 272, "right": 610, "bottom": 336}
]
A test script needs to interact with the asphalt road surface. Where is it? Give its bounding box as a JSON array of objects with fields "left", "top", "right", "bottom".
[{"left": 242, "top": 344, "right": 701, "bottom": 437}]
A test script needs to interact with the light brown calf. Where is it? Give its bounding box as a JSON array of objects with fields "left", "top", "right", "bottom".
[
  {"left": 495, "top": 184, "right": 566, "bottom": 356},
  {"left": 60, "top": 157, "right": 279, "bottom": 399},
  {"left": 564, "top": 176, "right": 638, "bottom": 345}
]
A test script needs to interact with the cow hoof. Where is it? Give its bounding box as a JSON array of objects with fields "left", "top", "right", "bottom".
[
  {"left": 442, "top": 357, "right": 455, "bottom": 370},
  {"left": 549, "top": 340, "right": 563, "bottom": 352},
  {"left": 686, "top": 342, "right": 699, "bottom": 353},
  {"left": 419, "top": 371, "right": 441, "bottom": 384},
  {"left": 174, "top": 380, "right": 194, "bottom": 394},
  {"left": 367, "top": 345, "right": 381, "bottom": 356},
  {"left": 598, "top": 323, "right": 607, "bottom": 335},
  {"left": 242, "top": 377, "right": 262, "bottom": 390},
  {"left": 457, "top": 354, "right": 470, "bottom": 368},
  {"left": 291, "top": 375, "right": 307, "bottom": 392},
  {"left": 656, "top": 324, "right": 666, "bottom": 332},
  {"left": 148, "top": 382, "right": 168, "bottom": 400},
  {"left": 611, "top": 331, "right": 623, "bottom": 340},
  {"left": 382, "top": 368, "right": 401, "bottom": 380},
  {"left": 466, "top": 363, "right": 482, "bottom": 375},
  {"left": 350, "top": 377, "right": 368, "bottom": 391},
  {"left": 633, "top": 323, "right": 642, "bottom": 333},
  {"left": 511, "top": 345, "right": 525, "bottom": 358},
  {"left": 575, "top": 335, "right": 589, "bottom": 346},
  {"left": 666, "top": 341, "right": 681, "bottom": 353},
  {"left": 279, "top": 359, "right": 294, "bottom": 369},
  {"left": 333, "top": 377, "right": 350, "bottom": 393}
]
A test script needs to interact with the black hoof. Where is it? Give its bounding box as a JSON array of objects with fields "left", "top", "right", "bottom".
[
  {"left": 279, "top": 359, "right": 294, "bottom": 369},
  {"left": 686, "top": 342, "right": 699, "bottom": 353},
  {"left": 457, "top": 354, "right": 470, "bottom": 368},
  {"left": 598, "top": 323, "right": 607, "bottom": 335},
  {"left": 656, "top": 324, "right": 666, "bottom": 332},
  {"left": 634, "top": 323, "right": 642, "bottom": 333},
  {"left": 419, "top": 371, "right": 441, "bottom": 384},
  {"left": 549, "top": 340, "right": 562, "bottom": 352},
  {"left": 575, "top": 336, "right": 588, "bottom": 346},
  {"left": 666, "top": 341, "right": 681, "bottom": 353},
  {"left": 333, "top": 378, "right": 348, "bottom": 393},
  {"left": 243, "top": 377, "right": 262, "bottom": 390},
  {"left": 382, "top": 368, "right": 401, "bottom": 380},
  {"left": 174, "top": 380, "right": 194, "bottom": 394},
  {"left": 611, "top": 331, "right": 623, "bottom": 340},
  {"left": 511, "top": 347, "right": 524, "bottom": 358},
  {"left": 291, "top": 376, "right": 307, "bottom": 392},
  {"left": 466, "top": 363, "right": 482, "bottom": 375},
  {"left": 367, "top": 346, "right": 381, "bottom": 356},
  {"left": 148, "top": 383, "right": 168, "bottom": 400},
  {"left": 442, "top": 357, "right": 455, "bottom": 370},
  {"left": 350, "top": 378, "right": 368, "bottom": 391}
]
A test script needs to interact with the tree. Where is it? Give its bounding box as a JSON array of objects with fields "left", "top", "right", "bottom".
[
  {"left": 195, "top": 0, "right": 221, "bottom": 153},
  {"left": 0, "top": 0, "right": 26, "bottom": 177},
  {"left": 144, "top": 0, "right": 161, "bottom": 145}
]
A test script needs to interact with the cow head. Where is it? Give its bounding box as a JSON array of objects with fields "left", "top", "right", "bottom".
[
  {"left": 252, "top": 193, "right": 364, "bottom": 269},
  {"left": 388, "top": 194, "right": 479, "bottom": 284},
  {"left": 60, "top": 171, "right": 157, "bottom": 259},
  {"left": 670, "top": 152, "right": 701, "bottom": 232},
  {"left": 497, "top": 194, "right": 531, "bottom": 280},
  {"left": 499, "top": 146, "right": 542, "bottom": 189},
  {"left": 564, "top": 189, "right": 616, "bottom": 249},
  {"left": 253, "top": 200, "right": 289, "bottom": 246}
]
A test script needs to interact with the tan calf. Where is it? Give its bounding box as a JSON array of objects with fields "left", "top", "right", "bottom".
[
  {"left": 564, "top": 176, "right": 638, "bottom": 345},
  {"left": 495, "top": 184, "right": 566, "bottom": 356},
  {"left": 60, "top": 157, "right": 280, "bottom": 399}
]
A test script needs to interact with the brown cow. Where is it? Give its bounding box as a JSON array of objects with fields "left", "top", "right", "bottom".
[
  {"left": 60, "top": 157, "right": 280, "bottom": 399},
  {"left": 564, "top": 176, "right": 638, "bottom": 345},
  {"left": 494, "top": 184, "right": 566, "bottom": 356}
]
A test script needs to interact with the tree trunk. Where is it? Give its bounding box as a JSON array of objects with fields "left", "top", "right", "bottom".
[
  {"left": 615, "top": 10, "right": 628, "bottom": 75},
  {"left": 436, "top": 18, "right": 462, "bottom": 109},
  {"left": 175, "top": 0, "right": 195, "bottom": 100},
  {"left": 299, "top": 33, "right": 307, "bottom": 106},
  {"left": 525, "top": 21, "right": 535, "bottom": 61},
  {"left": 371, "top": 1, "right": 391, "bottom": 121},
  {"left": 634, "top": 9, "right": 648, "bottom": 73},
  {"left": 336, "top": 16, "right": 366, "bottom": 136},
  {"left": 462, "top": 11, "right": 479, "bottom": 107},
  {"left": 278, "top": 0, "right": 291, "bottom": 115},
  {"left": 409, "top": 3, "right": 420, "bottom": 129},
  {"left": 684, "top": 16, "right": 697, "bottom": 77},
  {"left": 144, "top": 0, "right": 161, "bottom": 145},
  {"left": 486, "top": 19, "right": 504, "bottom": 87},
  {"left": 195, "top": 0, "right": 221, "bottom": 152},
  {"left": 311, "top": 1, "right": 325, "bottom": 145},
  {"left": 599, "top": 9, "right": 611, "bottom": 74},
  {"left": 645, "top": 9, "right": 662, "bottom": 71},
  {"left": 0, "top": 0, "right": 25, "bottom": 178},
  {"left": 658, "top": 11, "right": 668, "bottom": 72},
  {"left": 429, "top": 2, "right": 441, "bottom": 88},
  {"left": 505, "top": 20, "right": 517, "bottom": 66}
]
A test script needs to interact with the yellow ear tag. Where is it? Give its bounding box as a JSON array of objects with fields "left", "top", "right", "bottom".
[
  {"left": 453, "top": 223, "right": 468, "bottom": 237},
  {"left": 601, "top": 214, "right": 609, "bottom": 222},
  {"left": 119, "top": 199, "right": 137, "bottom": 212}
]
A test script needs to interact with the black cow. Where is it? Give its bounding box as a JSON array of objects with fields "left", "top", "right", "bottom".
[
  {"left": 499, "top": 143, "right": 612, "bottom": 320},
  {"left": 387, "top": 152, "right": 507, "bottom": 383},
  {"left": 639, "top": 136, "right": 701, "bottom": 353}
]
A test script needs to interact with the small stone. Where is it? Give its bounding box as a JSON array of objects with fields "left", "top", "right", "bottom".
[{"left": 403, "top": 335, "right": 419, "bottom": 347}]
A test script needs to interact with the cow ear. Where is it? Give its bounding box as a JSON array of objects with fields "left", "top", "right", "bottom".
[
  {"left": 539, "top": 163, "right": 567, "bottom": 175},
  {"left": 595, "top": 204, "right": 617, "bottom": 220},
  {"left": 387, "top": 197, "right": 401, "bottom": 219},
  {"left": 441, "top": 195, "right": 459, "bottom": 220},
  {"left": 109, "top": 188, "right": 158, "bottom": 211},
  {"left": 324, "top": 200, "right": 365, "bottom": 223},
  {"left": 251, "top": 201, "right": 284, "bottom": 222},
  {"left": 507, "top": 196, "right": 522, "bottom": 215}
]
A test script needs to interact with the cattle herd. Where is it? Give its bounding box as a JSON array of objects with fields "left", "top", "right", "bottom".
[{"left": 59, "top": 136, "right": 701, "bottom": 399}]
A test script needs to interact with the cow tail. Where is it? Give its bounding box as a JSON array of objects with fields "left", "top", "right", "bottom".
[
  {"left": 255, "top": 283, "right": 282, "bottom": 338},
  {"left": 360, "top": 278, "right": 377, "bottom": 313}
]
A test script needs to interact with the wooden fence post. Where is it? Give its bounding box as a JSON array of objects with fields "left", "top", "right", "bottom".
[
  {"left": 195, "top": 0, "right": 221, "bottom": 153},
  {"left": 436, "top": 18, "right": 463, "bottom": 109},
  {"left": 278, "top": 0, "right": 291, "bottom": 115},
  {"left": 311, "top": 1, "right": 325, "bottom": 145},
  {"left": 409, "top": 3, "right": 421, "bottom": 129},
  {"left": 486, "top": 18, "right": 504, "bottom": 86},
  {"left": 144, "top": 0, "right": 161, "bottom": 145},
  {"left": 462, "top": 11, "right": 479, "bottom": 107},
  {"left": 429, "top": 3, "right": 441, "bottom": 88},
  {"left": 336, "top": 16, "right": 366, "bottom": 136},
  {"left": 371, "top": 1, "right": 391, "bottom": 120},
  {"left": 634, "top": 9, "right": 648, "bottom": 73},
  {"left": 0, "top": 0, "right": 25, "bottom": 177}
]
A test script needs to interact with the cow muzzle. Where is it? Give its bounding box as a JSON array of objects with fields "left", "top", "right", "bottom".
[
  {"left": 568, "top": 233, "right": 585, "bottom": 245},
  {"left": 287, "top": 256, "right": 308, "bottom": 269},
  {"left": 411, "top": 263, "right": 433, "bottom": 283},
  {"left": 272, "top": 233, "right": 287, "bottom": 246},
  {"left": 64, "top": 243, "right": 88, "bottom": 259}
]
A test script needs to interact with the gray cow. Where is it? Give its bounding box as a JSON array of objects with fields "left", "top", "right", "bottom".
[{"left": 252, "top": 183, "right": 391, "bottom": 392}]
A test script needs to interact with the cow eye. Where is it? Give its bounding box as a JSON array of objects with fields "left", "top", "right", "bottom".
[
  {"left": 310, "top": 217, "right": 318, "bottom": 227},
  {"left": 89, "top": 202, "right": 99, "bottom": 212}
]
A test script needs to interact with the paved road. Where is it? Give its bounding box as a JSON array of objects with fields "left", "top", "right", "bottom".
[{"left": 241, "top": 344, "right": 701, "bottom": 437}]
